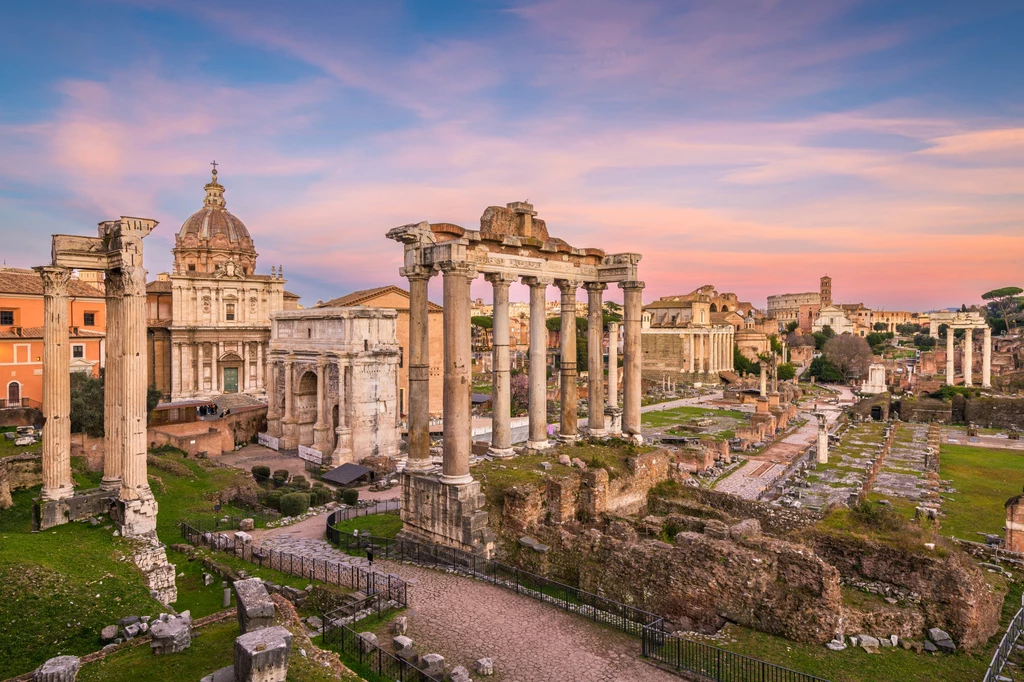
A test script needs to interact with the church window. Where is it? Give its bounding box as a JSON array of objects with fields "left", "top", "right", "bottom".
[
  {"left": 226, "top": 303, "right": 235, "bottom": 321},
  {"left": 188, "top": 263, "right": 196, "bottom": 271}
]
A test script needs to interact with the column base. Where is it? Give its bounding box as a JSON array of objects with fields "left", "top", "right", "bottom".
[
  {"left": 527, "top": 439, "right": 551, "bottom": 450},
  {"left": 266, "top": 418, "right": 283, "bottom": 439},
  {"left": 114, "top": 490, "right": 159, "bottom": 538},
  {"left": 34, "top": 488, "right": 117, "bottom": 531},
  {"left": 486, "top": 447, "right": 516, "bottom": 459},
  {"left": 439, "top": 473, "right": 475, "bottom": 486},
  {"left": 399, "top": 473, "right": 494, "bottom": 557},
  {"left": 41, "top": 483, "right": 75, "bottom": 502},
  {"left": 623, "top": 433, "right": 644, "bottom": 445},
  {"left": 100, "top": 477, "right": 121, "bottom": 493},
  {"left": 403, "top": 458, "right": 435, "bottom": 473},
  {"left": 587, "top": 428, "right": 607, "bottom": 438},
  {"left": 557, "top": 432, "right": 579, "bottom": 444},
  {"left": 982, "top": 382, "right": 992, "bottom": 389}
]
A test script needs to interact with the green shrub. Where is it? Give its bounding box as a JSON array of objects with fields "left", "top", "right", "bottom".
[
  {"left": 310, "top": 483, "right": 332, "bottom": 505},
  {"left": 291, "top": 475, "right": 311, "bottom": 490},
  {"left": 341, "top": 488, "right": 359, "bottom": 506},
  {"left": 251, "top": 465, "right": 271, "bottom": 479},
  {"left": 280, "top": 492, "right": 311, "bottom": 517},
  {"left": 264, "top": 490, "right": 284, "bottom": 511},
  {"left": 272, "top": 469, "right": 290, "bottom": 487}
]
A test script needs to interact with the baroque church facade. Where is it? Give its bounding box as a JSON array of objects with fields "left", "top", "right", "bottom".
[{"left": 147, "top": 169, "right": 299, "bottom": 401}]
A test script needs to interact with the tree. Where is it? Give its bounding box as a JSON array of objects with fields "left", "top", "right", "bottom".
[
  {"left": 823, "top": 334, "right": 873, "bottom": 382},
  {"left": 471, "top": 316, "right": 493, "bottom": 329},
  {"left": 785, "top": 320, "right": 800, "bottom": 334},
  {"left": 147, "top": 385, "right": 162, "bottom": 416},
  {"left": 896, "top": 323, "right": 922, "bottom": 336},
  {"left": 865, "top": 331, "right": 893, "bottom": 350},
  {"left": 70, "top": 372, "right": 104, "bottom": 437},
  {"left": 808, "top": 356, "right": 844, "bottom": 383},
  {"left": 913, "top": 333, "right": 936, "bottom": 350},
  {"left": 812, "top": 325, "right": 835, "bottom": 350},
  {"left": 873, "top": 322, "right": 889, "bottom": 332},
  {"left": 510, "top": 373, "right": 529, "bottom": 416},
  {"left": 734, "top": 346, "right": 759, "bottom": 375},
  {"left": 777, "top": 363, "right": 796, "bottom": 381},
  {"left": 982, "top": 287, "right": 1023, "bottom": 333}
]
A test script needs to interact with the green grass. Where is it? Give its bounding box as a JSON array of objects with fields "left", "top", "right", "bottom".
[
  {"left": 77, "top": 618, "right": 238, "bottom": 682},
  {"left": 331, "top": 512, "right": 403, "bottom": 539},
  {"left": 641, "top": 405, "right": 747, "bottom": 428},
  {"left": 940, "top": 444, "right": 1024, "bottom": 540}
]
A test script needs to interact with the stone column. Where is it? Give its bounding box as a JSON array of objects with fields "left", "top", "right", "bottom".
[
  {"left": 404, "top": 268, "right": 433, "bottom": 471},
  {"left": 586, "top": 283, "right": 606, "bottom": 435},
  {"left": 620, "top": 280, "right": 644, "bottom": 440},
  {"left": 37, "top": 266, "right": 74, "bottom": 502},
  {"left": 963, "top": 329, "right": 974, "bottom": 387},
  {"left": 283, "top": 359, "right": 294, "bottom": 421},
  {"left": 486, "top": 273, "right": 515, "bottom": 457},
  {"left": 557, "top": 279, "right": 580, "bottom": 442},
  {"left": 214, "top": 342, "right": 222, "bottom": 393},
  {"left": 170, "top": 341, "right": 180, "bottom": 399},
  {"left": 265, "top": 358, "right": 281, "bottom": 437},
  {"left": 687, "top": 333, "right": 694, "bottom": 373},
  {"left": 759, "top": 363, "right": 767, "bottom": 397},
  {"left": 118, "top": 258, "right": 157, "bottom": 536},
  {"left": 607, "top": 322, "right": 619, "bottom": 406},
  {"left": 313, "top": 356, "right": 332, "bottom": 451},
  {"left": 524, "top": 277, "right": 551, "bottom": 449},
  {"left": 197, "top": 343, "right": 205, "bottom": 393},
  {"left": 333, "top": 358, "right": 353, "bottom": 463},
  {"left": 709, "top": 332, "right": 717, "bottom": 373},
  {"left": 946, "top": 329, "right": 955, "bottom": 386},
  {"left": 102, "top": 271, "right": 124, "bottom": 492},
  {"left": 816, "top": 413, "right": 829, "bottom": 465},
  {"left": 440, "top": 262, "right": 475, "bottom": 485},
  {"left": 242, "top": 341, "right": 250, "bottom": 391},
  {"left": 256, "top": 341, "right": 264, "bottom": 390},
  {"left": 983, "top": 327, "right": 992, "bottom": 388}
]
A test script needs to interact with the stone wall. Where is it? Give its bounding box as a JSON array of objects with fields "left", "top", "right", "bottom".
[
  {"left": 71, "top": 433, "right": 105, "bottom": 471},
  {"left": 148, "top": 406, "right": 267, "bottom": 457},
  {"left": 963, "top": 397, "right": 1024, "bottom": 429},
  {"left": 896, "top": 397, "right": 953, "bottom": 423},
  {"left": 0, "top": 452, "right": 42, "bottom": 508},
  {"left": 648, "top": 487, "right": 824, "bottom": 536},
  {"left": 0, "top": 407, "right": 42, "bottom": 428}
]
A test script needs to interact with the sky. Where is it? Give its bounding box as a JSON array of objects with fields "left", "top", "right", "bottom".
[{"left": 0, "top": 0, "right": 1022, "bottom": 311}]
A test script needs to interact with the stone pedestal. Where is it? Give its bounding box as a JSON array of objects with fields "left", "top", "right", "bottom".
[
  {"left": 233, "top": 626, "right": 293, "bottom": 682},
  {"left": 129, "top": 537, "right": 177, "bottom": 605},
  {"left": 115, "top": 495, "right": 158, "bottom": 538},
  {"left": 604, "top": 406, "right": 623, "bottom": 438},
  {"left": 33, "top": 656, "right": 80, "bottom": 682},
  {"left": 235, "top": 578, "right": 275, "bottom": 634},
  {"left": 399, "top": 473, "right": 495, "bottom": 556}
]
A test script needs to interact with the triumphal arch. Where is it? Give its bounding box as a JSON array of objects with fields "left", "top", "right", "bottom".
[{"left": 387, "top": 201, "right": 643, "bottom": 556}]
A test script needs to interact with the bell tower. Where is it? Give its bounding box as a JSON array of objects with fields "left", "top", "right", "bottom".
[{"left": 820, "top": 275, "right": 832, "bottom": 307}]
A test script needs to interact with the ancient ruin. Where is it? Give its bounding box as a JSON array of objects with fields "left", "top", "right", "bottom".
[
  {"left": 263, "top": 307, "right": 401, "bottom": 465},
  {"left": 929, "top": 311, "right": 992, "bottom": 387},
  {"left": 387, "top": 201, "right": 643, "bottom": 555}
]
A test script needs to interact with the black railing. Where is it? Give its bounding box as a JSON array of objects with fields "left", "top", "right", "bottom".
[
  {"left": 642, "top": 627, "right": 831, "bottom": 682},
  {"left": 985, "top": 593, "right": 1024, "bottom": 682},
  {"left": 321, "top": 617, "right": 441, "bottom": 682},
  {"left": 179, "top": 520, "right": 407, "bottom": 606},
  {"left": 325, "top": 499, "right": 401, "bottom": 543}
]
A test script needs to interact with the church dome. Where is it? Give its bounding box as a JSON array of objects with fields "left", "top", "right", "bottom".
[{"left": 173, "top": 168, "right": 258, "bottom": 276}]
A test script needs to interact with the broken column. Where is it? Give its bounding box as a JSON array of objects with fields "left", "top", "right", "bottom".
[
  {"left": 235, "top": 577, "right": 275, "bottom": 633},
  {"left": 816, "top": 413, "right": 829, "bottom": 465},
  {"left": 33, "top": 656, "right": 80, "bottom": 682},
  {"left": 234, "top": 627, "right": 293, "bottom": 682},
  {"left": 150, "top": 611, "right": 193, "bottom": 654}
]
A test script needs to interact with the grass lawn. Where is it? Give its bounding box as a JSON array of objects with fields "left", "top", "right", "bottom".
[
  {"left": 331, "top": 511, "right": 403, "bottom": 539},
  {"left": 642, "top": 405, "right": 747, "bottom": 428},
  {"left": 940, "top": 444, "right": 1024, "bottom": 540}
]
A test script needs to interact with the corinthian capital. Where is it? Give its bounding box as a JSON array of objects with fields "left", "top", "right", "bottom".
[{"left": 34, "top": 266, "right": 72, "bottom": 296}]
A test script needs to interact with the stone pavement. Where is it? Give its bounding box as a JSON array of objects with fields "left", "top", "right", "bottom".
[{"left": 252, "top": 535, "right": 681, "bottom": 681}]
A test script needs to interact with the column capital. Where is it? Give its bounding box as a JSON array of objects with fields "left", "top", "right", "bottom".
[
  {"left": 521, "top": 276, "right": 553, "bottom": 289},
  {"left": 618, "top": 280, "right": 646, "bottom": 291},
  {"left": 555, "top": 278, "right": 581, "bottom": 294},
  {"left": 317, "top": 354, "right": 330, "bottom": 368},
  {"left": 484, "top": 272, "right": 517, "bottom": 287},
  {"left": 438, "top": 260, "right": 476, "bottom": 280},
  {"left": 401, "top": 264, "right": 435, "bottom": 281},
  {"left": 34, "top": 266, "right": 72, "bottom": 295},
  {"left": 609, "top": 321, "right": 619, "bottom": 332},
  {"left": 121, "top": 265, "right": 148, "bottom": 297},
  {"left": 584, "top": 282, "right": 608, "bottom": 293}
]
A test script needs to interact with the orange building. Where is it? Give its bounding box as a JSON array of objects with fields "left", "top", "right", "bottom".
[{"left": 0, "top": 267, "right": 106, "bottom": 406}]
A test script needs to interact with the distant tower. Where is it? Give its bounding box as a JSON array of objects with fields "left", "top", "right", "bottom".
[{"left": 820, "top": 275, "right": 833, "bottom": 307}]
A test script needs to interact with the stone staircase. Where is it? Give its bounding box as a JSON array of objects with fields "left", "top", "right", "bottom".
[{"left": 214, "top": 393, "right": 265, "bottom": 412}]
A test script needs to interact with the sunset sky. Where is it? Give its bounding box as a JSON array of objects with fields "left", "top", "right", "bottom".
[{"left": 1, "top": 0, "right": 1021, "bottom": 310}]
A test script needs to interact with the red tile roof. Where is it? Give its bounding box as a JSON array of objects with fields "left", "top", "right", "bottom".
[{"left": 0, "top": 268, "right": 105, "bottom": 297}]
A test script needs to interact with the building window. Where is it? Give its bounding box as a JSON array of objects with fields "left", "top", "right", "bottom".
[
  {"left": 188, "top": 263, "right": 196, "bottom": 271},
  {"left": 226, "top": 303, "right": 235, "bottom": 321},
  {"left": 72, "top": 344, "right": 85, "bottom": 359},
  {"left": 0, "top": 310, "right": 13, "bottom": 325},
  {"left": 83, "top": 312, "right": 96, "bottom": 326}
]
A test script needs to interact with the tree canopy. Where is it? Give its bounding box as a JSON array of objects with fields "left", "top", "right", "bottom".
[
  {"left": 822, "top": 334, "right": 873, "bottom": 382},
  {"left": 982, "top": 286, "right": 1023, "bottom": 333}
]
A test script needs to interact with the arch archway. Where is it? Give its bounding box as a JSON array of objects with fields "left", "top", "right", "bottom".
[
  {"left": 709, "top": 303, "right": 718, "bottom": 313},
  {"left": 295, "top": 370, "right": 318, "bottom": 446},
  {"left": 6, "top": 381, "right": 21, "bottom": 406},
  {"left": 721, "top": 305, "right": 730, "bottom": 312}
]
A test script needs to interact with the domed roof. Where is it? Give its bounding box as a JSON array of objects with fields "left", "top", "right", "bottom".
[{"left": 178, "top": 170, "right": 252, "bottom": 246}]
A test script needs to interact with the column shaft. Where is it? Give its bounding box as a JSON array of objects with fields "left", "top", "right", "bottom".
[
  {"left": 586, "top": 283, "right": 606, "bottom": 433},
  {"left": 687, "top": 333, "right": 694, "bottom": 373},
  {"left": 440, "top": 263, "right": 474, "bottom": 484},
  {"left": 170, "top": 340, "right": 180, "bottom": 398},
  {"left": 983, "top": 327, "right": 992, "bottom": 388},
  {"left": 405, "top": 270, "right": 433, "bottom": 470},
  {"left": 946, "top": 330, "right": 955, "bottom": 385},
  {"left": 620, "top": 281, "right": 644, "bottom": 439},
  {"left": 197, "top": 343, "right": 205, "bottom": 392},
  {"left": 119, "top": 264, "right": 151, "bottom": 499},
  {"left": 525, "top": 278, "right": 551, "bottom": 448},
  {"left": 557, "top": 280, "right": 580, "bottom": 441},
  {"left": 283, "top": 360, "right": 294, "bottom": 420},
  {"left": 242, "top": 342, "right": 250, "bottom": 391},
  {"left": 266, "top": 359, "right": 280, "bottom": 418},
  {"left": 102, "top": 271, "right": 124, "bottom": 491},
  {"left": 256, "top": 341, "right": 264, "bottom": 390},
  {"left": 963, "top": 330, "right": 973, "bottom": 387},
  {"left": 608, "top": 323, "right": 619, "bottom": 407},
  {"left": 486, "top": 274, "right": 514, "bottom": 456},
  {"left": 37, "top": 267, "right": 74, "bottom": 501}
]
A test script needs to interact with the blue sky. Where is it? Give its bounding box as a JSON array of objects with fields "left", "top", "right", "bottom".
[{"left": 1, "top": 0, "right": 1022, "bottom": 309}]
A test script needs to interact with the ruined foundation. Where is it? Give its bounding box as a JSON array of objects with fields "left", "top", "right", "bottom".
[{"left": 399, "top": 473, "right": 495, "bottom": 556}]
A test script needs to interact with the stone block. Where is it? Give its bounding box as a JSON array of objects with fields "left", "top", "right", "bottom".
[
  {"left": 729, "top": 519, "right": 761, "bottom": 541},
  {"left": 571, "top": 458, "right": 587, "bottom": 469},
  {"left": 235, "top": 531, "right": 253, "bottom": 544},
  {"left": 305, "top": 616, "right": 323, "bottom": 631},
  {"left": 239, "top": 518, "right": 255, "bottom": 531},
  {"left": 235, "top": 578, "right": 275, "bottom": 634},
  {"left": 703, "top": 520, "right": 730, "bottom": 540},
  {"left": 558, "top": 454, "right": 571, "bottom": 466},
  {"left": 101, "top": 625, "right": 118, "bottom": 641},
  {"left": 393, "top": 635, "right": 414, "bottom": 652},
  {"left": 392, "top": 616, "right": 408, "bottom": 635},
  {"left": 150, "top": 612, "right": 192, "bottom": 655},
  {"left": 203, "top": 573, "right": 215, "bottom": 586},
  {"left": 33, "top": 656, "right": 80, "bottom": 682},
  {"left": 475, "top": 657, "right": 494, "bottom": 675},
  {"left": 421, "top": 653, "right": 445, "bottom": 678},
  {"left": 358, "top": 632, "right": 378, "bottom": 653},
  {"left": 234, "top": 626, "right": 293, "bottom": 682}
]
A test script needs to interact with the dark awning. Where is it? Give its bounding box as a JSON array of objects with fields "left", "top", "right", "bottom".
[{"left": 322, "top": 462, "right": 373, "bottom": 486}]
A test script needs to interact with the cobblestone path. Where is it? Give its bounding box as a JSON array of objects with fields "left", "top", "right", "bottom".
[{"left": 254, "top": 536, "right": 681, "bottom": 681}]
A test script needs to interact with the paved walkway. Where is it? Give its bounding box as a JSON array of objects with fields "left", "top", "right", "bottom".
[{"left": 250, "top": 532, "right": 680, "bottom": 681}]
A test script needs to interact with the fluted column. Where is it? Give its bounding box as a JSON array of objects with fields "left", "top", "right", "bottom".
[
  {"left": 119, "top": 262, "right": 151, "bottom": 504},
  {"left": 709, "top": 332, "right": 717, "bottom": 373},
  {"left": 283, "top": 358, "right": 294, "bottom": 420},
  {"left": 404, "top": 267, "right": 433, "bottom": 471},
  {"left": 313, "top": 355, "right": 332, "bottom": 450},
  {"left": 256, "top": 341, "right": 264, "bottom": 390},
  {"left": 214, "top": 342, "right": 222, "bottom": 392},
  {"left": 963, "top": 330, "right": 974, "bottom": 387},
  {"left": 759, "top": 364, "right": 767, "bottom": 397},
  {"left": 620, "top": 280, "right": 644, "bottom": 440},
  {"left": 946, "top": 329, "right": 955, "bottom": 385},
  {"left": 607, "top": 322, "right": 619, "bottom": 407},
  {"left": 242, "top": 342, "right": 250, "bottom": 392},
  {"left": 524, "top": 277, "right": 551, "bottom": 449},
  {"left": 170, "top": 341, "right": 180, "bottom": 399},
  {"left": 586, "top": 283, "right": 606, "bottom": 435},
  {"left": 440, "top": 262, "right": 475, "bottom": 485},
  {"left": 557, "top": 279, "right": 580, "bottom": 442},
  {"left": 486, "top": 273, "right": 515, "bottom": 457},
  {"left": 37, "top": 266, "right": 74, "bottom": 502},
  {"left": 197, "top": 343, "right": 205, "bottom": 393},
  {"left": 983, "top": 327, "right": 992, "bottom": 388},
  {"left": 102, "top": 271, "right": 124, "bottom": 492}
]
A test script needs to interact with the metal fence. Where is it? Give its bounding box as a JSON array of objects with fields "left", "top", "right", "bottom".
[
  {"left": 179, "top": 520, "right": 407, "bottom": 606},
  {"left": 984, "top": 593, "right": 1024, "bottom": 682},
  {"left": 642, "top": 627, "right": 831, "bottom": 682},
  {"left": 321, "top": 617, "right": 441, "bottom": 682},
  {"left": 327, "top": 499, "right": 401, "bottom": 528}
]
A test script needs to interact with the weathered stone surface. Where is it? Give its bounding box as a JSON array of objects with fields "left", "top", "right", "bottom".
[
  {"left": 826, "top": 640, "right": 846, "bottom": 651},
  {"left": 858, "top": 634, "right": 880, "bottom": 651},
  {"left": 234, "top": 626, "right": 293, "bottom": 682},
  {"left": 729, "top": 519, "right": 761, "bottom": 541},
  {"left": 558, "top": 455, "right": 572, "bottom": 466},
  {"left": 235, "top": 531, "right": 253, "bottom": 544},
  {"left": 421, "top": 653, "right": 445, "bottom": 677},
  {"left": 33, "top": 655, "right": 80, "bottom": 682},
  {"left": 358, "top": 632, "right": 378, "bottom": 653},
  {"left": 305, "top": 616, "right": 323, "bottom": 631},
  {"left": 235, "top": 577, "right": 275, "bottom": 634},
  {"left": 392, "top": 616, "right": 408, "bottom": 635},
  {"left": 150, "top": 611, "right": 192, "bottom": 655},
  {"left": 239, "top": 518, "right": 255, "bottom": 532},
  {"left": 393, "top": 635, "right": 413, "bottom": 652},
  {"left": 475, "top": 657, "right": 494, "bottom": 675},
  {"left": 101, "top": 625, "right": 118, "bottom": 641}
]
